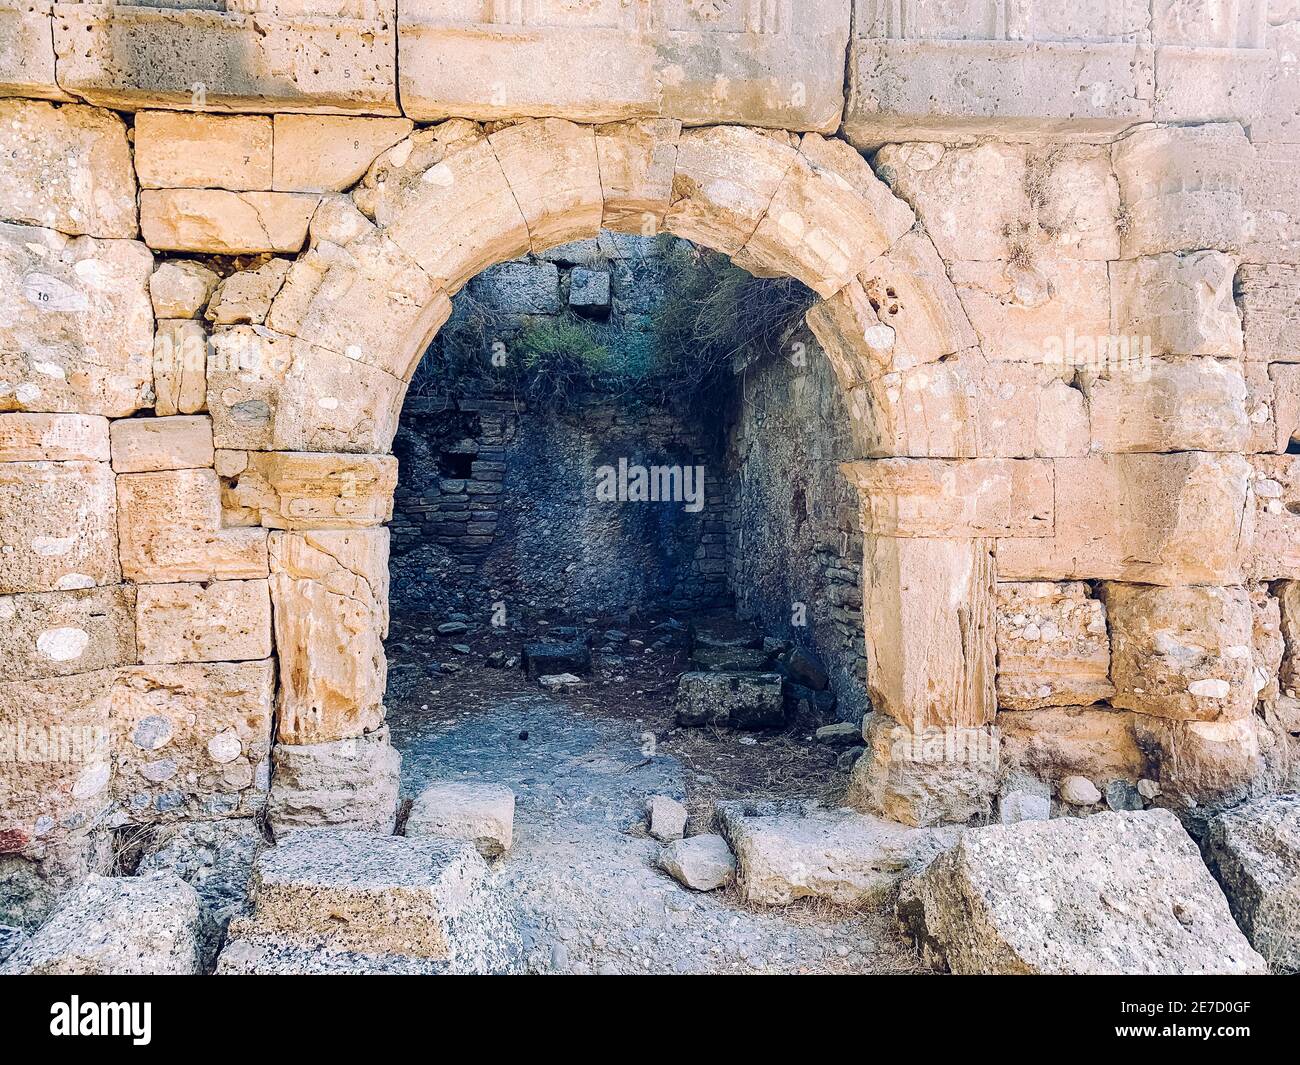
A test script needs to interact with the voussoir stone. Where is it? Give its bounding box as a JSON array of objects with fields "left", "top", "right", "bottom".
[{"left": 902, "top": 811, "right": 1267, "bottom": 975}]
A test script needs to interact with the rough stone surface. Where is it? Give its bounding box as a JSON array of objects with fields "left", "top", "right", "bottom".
[
  {"left": 135, "top": 580, "right": 272, "bottom": 665},
  {"left": 406, "top": 781, "right": 515, "bottom": 859},
  {"left": 646, "top": 795, "right": 687, "bottom": 843},
  {"left": 999, "top": 706, "right": 1145, "bottom": 789},
  {"left": 149, "top": 260, "right": 220, "bottom": 319},
  {"left": 0, "top": 585, "right": 135, "bottom": 681},
  {"left": 716, "top": 801, "right": 958, "bottom": 908},
  {"left": 657, "top": 834, "right": 735, "bottom": 893},
  {"left": 0, "top": 873, "right": 201, "bottom": 975},
  {"left": 141, "top": 189, "right": 318, "bottom": 254},
  {"left": 266, "top": 727, "right": 401, "bottom": 838},
  {"left": 675, "top": 671, "right": 785, "bottom": 730},
  {"left": 995, "top": 581, "right": 1113, "bottom": 710},
  {"left": 0, "top": 413, "right": 109, "bottom": 463},
  {"left": 273, "top": 114, "right": 413, "bottom": 193},
  {"left": 1202, "top": 795, "right": 1300, "bottom": 975},
  {"left": 134, "top": 111, "right": 272, "bottom": 191},
  {"left": 903, "top": 811, "right": 1267, "bottom": 975},
  {"left": 109, "top": 414, "right": 214, "bottom": 474}
]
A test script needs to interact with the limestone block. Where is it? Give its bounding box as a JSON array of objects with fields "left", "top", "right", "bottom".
[
  {"left": 266, "top": 726, "right": 400, "bottom": 836},
  {"left": 874, "top": 142, "right": 1119, "bottom": 262},
  {"left": 1271, "top": 364, "right": 1300, "bottom": 454},
  {"left": 406, "top": 782, "right": 515, "bottom": 860},
  {"left": 1238, "top": 264, "right": 1300, "bottom": 364},
  {"left": 715, "top": 801, "right": 957, "bottom": 908},
  {"left": 1110, "top": 252, "right": 1242, "bottom": 358},
  {"left": 657, "top": 835, "right": 735, "bottom": 893},
  {"left": 1250, "top": 455, "right": 1300, "bottom": 579},
  {"left": 737, "top": 132, "right": 913, "bottom": 298},
  {"left": 1104, "top": 583, "right": 1254, "bottom": 722},
  {"left": 205, "top": 327, "right": 289, "bottom": 451},
  {"left": 0, "top": 223, "right": 153, "bottom": 418},
  {"left": 999, "top": 706, "right": 1143, "bottom": 788},
  {"left": 805, "top": 279, "right": 893, "bottom": 390},
  {"left": 1133, "top": 715, "right": 1264, "bottom": 809},
  {"left": 1203, "top": 794, "right": 1300, "bottom": 974},
  {"left": 1112, "top": 123, "right": 1252, "bottom": 257},
  {"left": 395, "top": 3, "right": 849, "bottom": 132},
  {"left": 111, "top": 660, "right": 275, "bottom": 823},
  {"left": 905, "top": 811, "right": 1266, "bottom": 975},
  {"left": 864, "top": 536, "right": 996, "bottom": 730},
  {"left": 845, "top": 39, "right": 1152, "bottom": 148},
  {"left": 134, "top": 111, "right": 272, "bottom": 191},
  {"left": 665, "top": 126, "right": 798, "bottom": 257},
  {"left": 205, "top": 258, "right": 291, "bottom": 326},
  {"left": 1243, "top": 142, "right": 1300, "bottom": 266},
  {"left": 116, "top": 468, "right": 269, "bottom": 583},
  {"left": 1252, "top": 583, "right": 1283, "bottom": 709},
  {"left": 489, "top": 119, "right": 603, "bottom": 252},
  {"left": 268, "top": 528, "right": 388, "bottom": 745},
  {"left": 0, "top": 670, "right": 114, "bottom": 853},
  {"left": 645, "top": 795, "right": 686, "bottom": 843},
  {"left": 1245, "top": 362, "right": 1279, "bottom": 455},
  {"left": 53, "top": 6, "right": 398, "bottom": 114},
  {"left": 135, "top": 580, "right": 272, "bottom": 665},
  {"left": 1082, "top": 358, "right": 1249, "bottom": 454},
  {"left": 356, "top": 121, "right": 530, "bottom": 294},
  {"left": 846, "top": 713, "right": 999, "bottom": 827},
  {"left": 149, "top": 260, "right": 220, "bottom": 320},
  {"left": 0, "top": 0, "right": 68, "bottom": 100},
  {"left": 997, "top": 453, "right": 1252, "bottom": 586},
  {"left": 674, "top": 671, "right": 784, "bottom": 730},
  {"left": 1279, "top": 581, "right": 1300, "bottom": 696},
  {"left": 267, "top": 227, "right": 447, "bottom": 379},
  {"left": 843, "top": 458, "right": 1054, "bottom": 538},
  {"left": 0, "top": 586, "right": 135, "bottom": 682},
  {"left": 0, "top": 99, "right": 136, "bottom": 238},
  {"left": 222, "top": 451, "right": 397, "bottom": 530},
  {"left": 0, "top": 414, "right": 108, "bottom": 463},
  {"left": 0, "top": 461, "right": 118, "bottom": 594},
  {"left": 152, "top": 320, "right": 210, "bottom": 417},
  {"left": 140, "top": 190, "right": 319, "bottom": 255},
  {"left": 272, "top": 114, "right": 413, "bottom": 193},
  {"left": 0, "top": 873, "right": 201, "bottom": 976},
  {"left": 110, "top": 415, "right": 214, "bottom": 474},
  {"left": 995, "top": 582, "right": 1114, "bottom": 711},
  {"left": 950, "top": 257, "right": 1111, "bottom": 364},
  {"left": 595, "top": 119, "right": 680, "bottom": 235}
]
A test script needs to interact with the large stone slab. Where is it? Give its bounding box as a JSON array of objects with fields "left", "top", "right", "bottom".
[
  {"left": 0, "top": 460, "right": 119, "bottom": 594},
  {"left": 135, "top": 580, "right": 272, "bottom": 665},
  {"left": 1110, "top": 251, "right": 1242, "bottom": 359},
  {"left": 406, "top": 781, "right": 515, "bottom": 860},
  {"left": 902, "top": 811, "right": 1267, "bottom": 974},
  {"left": 995, "top": 582, "right": 1114, "bottom": 711},
  {"left": 0, "top": 1, "right": 68, "bottom": 100},
  {"left": 0, "top": 585, "right": 135, "bottom": 682},
  {"left": 109, "top": 414, "right": 214, "bottom": 474},
  {"left": 134, "top": 111, "right": 272, "bottom": 191},
  {"left": 1239, "top": 264, "right": 1300, "bottom": 364},
  {"left": 0, "top": 99, "right": 136, "bottom": 238},
  {"left": 0, "top": 873, "right": 201, "bottom": 975},
  {"left": 272, "top": 114, "right": 412, "bottom": 193},
  {"left": 111, "top": 660, "right": 275, "bottom": 823},
  {"left": 0, "top": 223, "right": 153, "bottom": 418},
  {"left": 266, "top": 726, "right": 400, "bottom": 837},
  {"left": 997, "top": 453, "right": 1252, "bottom": 586},
  {"left": 0, "top": 413, "right": 109, "bottom": 463},
  {"left": 716, "top": 801, "right": 957, "bottom": 908},
  {"left": 141, "top": 189, "right": 319, "bottom": 254},
  {"left": 1202, "top": 794, "right": 1300, "bottom": 974},
  {"left": 268, "top": 528, "right": 388, "bottom": 745}
]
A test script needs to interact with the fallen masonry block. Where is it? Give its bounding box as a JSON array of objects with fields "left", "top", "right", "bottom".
[
  {"left": 658, "top": 835, "right": 735, "bottom": 892},
  {"left": 716, "top": 801, "right": 958, "bottom": 908},
  {"left": 675, "top": 671, "right": 785, "bottom": 730},
  {"left": 0, "top": 873, "right": 201, "bottom": 975},
  {"left": 901, "top": 810, "right": 1266, "bottom": 974},
  {"left": 218, "top": 830, "right": 523, "bottom": 973},
  {"left": 523, "top": 638, "right": 591, "bottom": 677},
  {"left": 406, "top": 782, "right": 515, "bottom": 859},
  {"left": 1202, "top": 794, "right": 1300, "bottom": 974}
]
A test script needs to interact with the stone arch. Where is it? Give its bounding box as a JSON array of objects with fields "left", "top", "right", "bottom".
[{"left": 212, "top": 117, "right": 1001, "bottom": 831}]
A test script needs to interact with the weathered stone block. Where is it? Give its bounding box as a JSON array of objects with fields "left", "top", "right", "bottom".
[
  {"left": 904, "top": 811, "right": 1266, "bottom": 974},
  {"left": 0, "top": 873, "right": 201, "bottom": 975},
  {"left": 272, "top": 114, "right": 412, "bottom": 193},
  {"left": 141, "top": 189, "right": 319, "bottom": 254},
  {"left": 489, "top": 119, "right": 603, "bottom": 252},
  {"left": 135, "top": 580, "right": 272, "bottom": 665},
  {"left": 134, "top": 111, "right": 272, "bottom": 190},
  {"left": 1239, "top": 264, "right": 1300, "bottom": 364},
  {"left": 0, "top": 1, "right": 68, "bottom": 100},
  {"left": 268, "top": 528, "right": 388, "bottom": 745},
  {"left": 657, "top": 834, "right": 735, "bottom": 893},
  {"left": 152, "top": 319, "right": 210, "bottom": 418},
  {"left": 150, "top": 260, "right": 220, "bottom": 320},
  {"left": 1110, "top": 251, "right": 1242, "bottom": 358},
  {"left": 595, "top": 119, "right": 680, "bottom": 235},
  {"left": 0, "top": 223, "right": 153, "bottom": 418},
  {"left": 1249, "top": 455, "right": 1300, "bottom": 579},
  {"left": 0, "top": 460, "right": 119, "bottom": 594},
  {"left": 116, "top": 468, "right": 269, "bottom": 583},
  {"left": 998, "top": 705, "right": 1144, "bottom": 788},
  {"left": 0, "top": 414, "right": 108, "bottom": 463},
  {"left": 406, "top": 782, "right": 515, "bottom": 860},
  {"left": 0, "top": 586, "right": 135, "bottom": 682},
  {"left": 1133, "top": 716, "right": 1264, "bottom": 809},
  {"left": 222, "top": 451, "right": 397, "bottom": 530},
  {"left": 844, "top": 458, "right": 1054, "bottom": 538},
  {"left": 995, "top": 582, "right": 1114, "bottom": 711},
  {"left": 998, "top": 453, "right": 1252, "bottom": 586},
  {"left": 109, "top": 415, "right": 214, "bottom": 474},
  {"left": 0, "top": 99, "right": 136, "bottom": 238},
  {"left": 469, "top": 262, "right": 561, "bottom": 315},
  {"left": 1271, "top": 364, "right": 1300, "bottom": 454},
  {"left": 1083, "top": 357, "right": 1249, "bottom": 454},
  {"left": 205, "top": 258, "right": 290, "bottom": 326},
  {"left": 111, "top": 660, "right": 275, "bottom": 823},
  {"left": 53, "top": 6, "right": 399, "bottom": 114},
  {"left": 675, "top": 671, "right": 784, "bottom": 730},
  {"left": 266, "top": 726, "right": 400, "bottom": 836}
]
